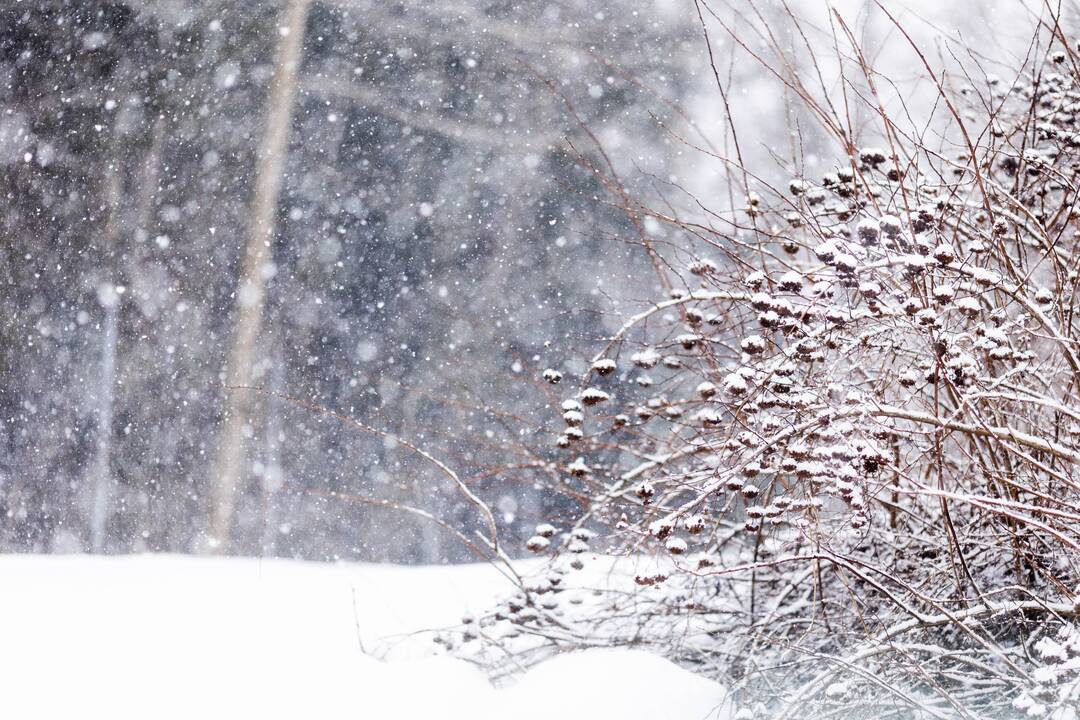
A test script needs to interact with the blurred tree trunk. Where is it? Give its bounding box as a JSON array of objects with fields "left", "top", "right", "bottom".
[
  {"left": 88, "top": 301, "right": 117, "bottom": 552},
  {"left": 259, "top": 336, "right": 286, "bottom": 556},
  {"left": 130, "top": 115, "right": 166, "bottom": 265},
  {"left": 88, "top": 141, "right": 124, "bottom": 553},
  {"left": 129, "top": 114, "right": 166, "bottom": 548},
  {"left": 208, "top": 0, "right": 311, "bottom": 550}
]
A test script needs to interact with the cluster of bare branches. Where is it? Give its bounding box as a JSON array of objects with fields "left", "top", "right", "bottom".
[{"left": 446, "top": 4, "right": 1080, "bottom": 718}]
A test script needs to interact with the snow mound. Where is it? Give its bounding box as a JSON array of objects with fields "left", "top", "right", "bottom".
[
  {"left": 503, "top": 648, "right": 731, "bottom": 720},
  {"left": 0, "top": 554, "right": 729, "bottom": 719}
]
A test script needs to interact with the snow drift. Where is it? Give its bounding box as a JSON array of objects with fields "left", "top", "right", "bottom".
[{"left": 0, "top": 554, "right": 729, "bottom": 719}]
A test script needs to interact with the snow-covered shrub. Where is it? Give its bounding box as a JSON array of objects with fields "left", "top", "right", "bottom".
[{"left": 449, "top": 12, "right": 1080, "bottom": 720}]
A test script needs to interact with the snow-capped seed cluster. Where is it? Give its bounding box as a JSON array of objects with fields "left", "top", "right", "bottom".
[
  {"left": 580, "top": 388, "right": 610, "bottom": 406},
  {"left": 525, "top": 534, "right": 550, "bottom": 553},
  {"left": 689, "top": 258, "right": 718, "bottom": 276},
  {"left": 567, "top": 457, "right": 591, "bottom": 477},
  {"left": 591, "top": 358, "right": 616, "bottom": 376},
  {"left": 542, "top": 368, "right": 563, "bottom": 384},
  {"left": 631, "top": 348, "right": 660, "bottom": 369}
]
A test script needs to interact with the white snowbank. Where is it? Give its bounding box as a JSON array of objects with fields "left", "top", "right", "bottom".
[{"left": 0, "top": 554, "right": 729, "bottom": 719}]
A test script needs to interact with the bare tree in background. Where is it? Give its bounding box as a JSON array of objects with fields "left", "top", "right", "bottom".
[{"left": 208, "top": 0, "right": 312, "bottom": 550}]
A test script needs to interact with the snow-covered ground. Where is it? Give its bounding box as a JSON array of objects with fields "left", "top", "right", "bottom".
[{"left": 0, "top": 554, "right": 730, "bottom": 719}]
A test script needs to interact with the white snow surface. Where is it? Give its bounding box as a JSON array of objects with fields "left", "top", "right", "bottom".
[{"left": 0, "top": 554, "right": 730, "bottom": 719}]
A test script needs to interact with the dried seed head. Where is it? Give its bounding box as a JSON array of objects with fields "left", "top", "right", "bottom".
[
  {"left": 856, "top": 218, "right": 881, "bottom": 244},
  {"left": 724, "top": 373, "right": 749, "bottom": 396},
  {"left": 689, "top": 258, "right": 718, "bottom": 275},
  {"left": 563, "top": 409, "right": 584, "bottom": 426},
  {"left": 744, "top": 271, "right": 767, "bottom": 290},
  {"left": 675, "top": 333, "right": 699, "bottom": 350},
  {"left": 814, "top": 242, "right": 837, "bottom": 263},
  {"left": 932, "top": 285, "right": 956, "bottom": 304},
  {"left": 665, "top": 537, "right": 688, "bottom": 555},
  {"left": 778, "top": 271, "right": 803, "bottom": 293},
  {"left": 758, "top": 310, "right": 780, "bottom": 329},
  {"left": 834, "top": 253, "right": 858, "bottom": 274},
  {"left": 750, "top": 292, "right": 774, "bottom": 311},
  {"left": 932, "top": 243, "right": 956, "bottom": 264},
  {"left": 859, "top": 147, "right": 887, "bottom": 166},
  {"left": 684, "top": 515, "right": 707, "bottom": 534},
  {"left": 902, "top": 298, "right": 922, "bottom": 315},
  {"left": 741, "top": 335, "right": 766, "bottom": 355},
  {"left": 915, "top": 308, "right": 938, "bottom": 326},
  {"left": 591, "top": 358, "right": 616, "bottom": 376},
  {"left": 567, "top": 457, "right": 591, "bottom": 477},
  {"left": 581, "top": 388, "right": 610, "bottom": 406},
  {"left": 880, "top": 215, "right": 903, "bottom": 237},
  {"left": 631, "top": 348, "right": 660, "bottom": 369},
  {"left": 526, "top": 535, "right": 550, "bottom": 553}
]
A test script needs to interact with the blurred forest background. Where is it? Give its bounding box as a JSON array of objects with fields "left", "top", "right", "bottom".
[{"left": 0, "top": 0, "right": 1028, "bottom": 561}]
